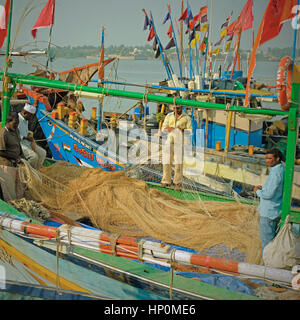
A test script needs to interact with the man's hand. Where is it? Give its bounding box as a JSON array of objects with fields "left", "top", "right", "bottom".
[
  {"left": 25, "top": 135, "right": 34, "bottom": 142},
  {"left": 166, "top": 127, "right": 174, "bottom": 132},
  {"left": 253, "top": 186, "right": 262, "bottom": 193}
]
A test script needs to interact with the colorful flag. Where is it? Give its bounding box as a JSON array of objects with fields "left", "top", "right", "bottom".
[
  {"left": 211, "top": 48, "right": 220, "bottom": 55},
  {"left": 179, "top": 8, "right": 188, "bottom": 21},
  {"left": 165, "top": 37, "right": 175, "bottom": 50},
  {"left": 63, "top": 144, "right": 71, "bottom": 152},
  {"left": 98, "top": 31, "right": 104, "bottom": 80},
  {"left": 201, "top": 14, "right": 208, "bottom": 23},
  {"left": 152, "top": 37, "right": 157, "bottom": 50},
  {"left": 200, "top": 5, "right": 208, "bottom": 16},
  {"left": 199, "top": 34, "right": 208, "bottom": 54},
  {"left": 147, "top": 26, "right": 155, "bottom": 41},
  {"left": 184, "top": 9, "right": 193, "bottom": 24},
  {"left": 220, "top": 29, "right": 227, "bottom": 38},
  {"left": 237, "top": 0, "right": 253, "bottom": 33},
  {"left": 259, "top": 0, "right": 297, "bottom": 45},
  {"left": 244, "top": 0, "right": 297, "bottom": 107},
  {"left": 142, "top": 8, "right": 150, "bottom": 30},
  {"left": 225, "top": 41, "right": 232, "bottom": 52},
  {"left": 193, "top": 13, "right": 201, "bottom": 23},
  {"left": 200, "top": 23, "right": 208, "bottom": 32},
  {"left": 162, "top": 12, "right": 170, "bottom": 24},
  {"left": 31, "top": 0, "right": 55, "bottom": 39},
  {"left": 167, "top": 24, "right": 173, "bottom": 38},
  {"left": 0, "top": 0, "right": 10, "bottom": 49}
]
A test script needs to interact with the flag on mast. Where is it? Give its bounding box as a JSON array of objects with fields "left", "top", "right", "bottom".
[
  {"left": 0, "top": 0, "right": 10, "bottom": 49},
  {"left": 31, "top": 0, "right": 55, "bottom": 39},
  {"left": 244, "top": 0, "right": 297, "bottom": 107}
]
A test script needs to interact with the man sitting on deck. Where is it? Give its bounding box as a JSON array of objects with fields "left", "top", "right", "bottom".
[
  {"left": 254, "top": 148, "right": 285, "bottom": 256},
  {"left": 18, "top": 103, "right": 46, "bottom": 170}
]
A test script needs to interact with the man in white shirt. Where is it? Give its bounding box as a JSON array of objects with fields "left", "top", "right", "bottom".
[
  {"left": 161, "top": 105, "right": 192, "bottom": 191},
  {"left": 18, "top": 103, "right": 46, "bottom": 169}
]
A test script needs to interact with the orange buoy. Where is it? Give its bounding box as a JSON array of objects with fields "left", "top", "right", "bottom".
[{"left": 276, "top": 56, "right": 293, "bottom": 111}]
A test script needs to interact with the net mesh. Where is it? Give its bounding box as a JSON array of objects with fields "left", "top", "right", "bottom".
[{"left": 18, "top": 160, "right": 261, "bottom": 264}]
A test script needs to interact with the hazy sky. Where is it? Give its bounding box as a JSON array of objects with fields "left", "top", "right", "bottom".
[{"left": 8, "top": 0, "right": 298, "bottom": 51}]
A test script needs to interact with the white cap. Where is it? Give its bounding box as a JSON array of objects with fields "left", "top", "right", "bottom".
[{"left": 23, "top": 103, "right": 36, "bottom": 114}]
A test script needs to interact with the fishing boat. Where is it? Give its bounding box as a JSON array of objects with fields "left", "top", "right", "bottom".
[{"left": 0, "top": 0, "right": 300, "bottom": 301}]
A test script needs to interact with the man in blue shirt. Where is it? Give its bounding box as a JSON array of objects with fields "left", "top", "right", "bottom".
[{"left": 254, "top": 148, "right": 285, "bottom": 255}]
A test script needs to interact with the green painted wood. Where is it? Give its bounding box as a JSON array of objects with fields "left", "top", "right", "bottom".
[
  {"left": 0, "top": 199, "right": 42, "bottom": 225},
  {"left": 281, "top": 83, "right": 300, "bottom": 227},
  {"left": 74, "top": 246, "right": 261, "bottom": 300},
  {"left": 0, "top": 71, "right": 289, "bottom": 116}
]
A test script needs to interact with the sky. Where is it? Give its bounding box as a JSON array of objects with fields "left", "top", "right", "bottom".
[{"left": 7, "top": 0, "right": 299, "bottom": 51}]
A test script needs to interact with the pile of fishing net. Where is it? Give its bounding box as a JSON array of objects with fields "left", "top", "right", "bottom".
[{"left": 18, "top": 160, "right": 261, "bottom": 264}]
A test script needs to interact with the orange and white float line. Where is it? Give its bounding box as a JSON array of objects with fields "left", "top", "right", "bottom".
[{"left": 0, "top": 215, "right": 294, "bottom": 284}]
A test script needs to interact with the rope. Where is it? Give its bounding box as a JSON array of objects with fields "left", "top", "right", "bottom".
[
  {"left": 169, "top": 248, "right": 176, "bottom": 300},
  {"left": 108, "top": 233, "right": 120, "bottom": 256},
  {"left": 55, "top": 228, "right": 61, "bottom": 295}
]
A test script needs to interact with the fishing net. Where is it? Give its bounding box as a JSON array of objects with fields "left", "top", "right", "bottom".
[{"left": 18, "top": 160, "right": 261, "bottom": 264}]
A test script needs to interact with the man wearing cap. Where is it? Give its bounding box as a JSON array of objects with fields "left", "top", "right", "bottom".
[
  {"left": 161, "top": 105, "right": 192, "bottom": 191},
  {"left": 18, "top": 103, "right": 46, "bottom": 169}
]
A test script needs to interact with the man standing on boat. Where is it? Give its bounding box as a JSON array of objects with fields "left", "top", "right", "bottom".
[
  {"left": 254, "top": 148, "right": 285, "bottom": 256},
  {"left": 161, "top": 105, "right": 192, "bottom": 191},
  {"left": 18, "top": 103, "right": 46, "bottom": 170}
]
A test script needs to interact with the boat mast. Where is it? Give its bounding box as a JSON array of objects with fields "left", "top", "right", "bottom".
[
  {"left": 2, "top": 0, "right": 13, "bottom": 127},
  {"left": 180, "top": 0, "right": 183, "bottom": 78},
  {"left": 46, "top": 23, "right": 54, "bottom": 69}
]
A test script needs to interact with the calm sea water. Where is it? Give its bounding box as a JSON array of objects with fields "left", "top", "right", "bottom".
[{"left": 0, "top": 55, "right": 280, "bottom": 117}]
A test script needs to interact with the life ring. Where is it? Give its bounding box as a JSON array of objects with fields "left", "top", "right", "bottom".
[{"left": 276, "top": 56, "right": 293, "bottom": 111}]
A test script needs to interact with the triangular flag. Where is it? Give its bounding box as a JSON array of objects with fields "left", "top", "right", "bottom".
[
  {"left": 225, "top": 41, "right": 232, "bottom": 52},
  {"left": 211, "top": 48, "right": 220, "bottom": 55},
  {"left": 147, "top": 26, "right": 155, "bottom": 41},
  {"left": 154, "top": 48, "right": 161, "bottom": 58},
  {"left": 31, "top": 0, "right": 55, "bottom": 39},
  {"left": 189, "top": 38, "right": 196, "bottom": 49},
  {"left": 165, "top": 37, "right": 175, "bottom": 50},
  {"left": 200, "top": 23, "right": 208, "bottom": 32},
  {"left": 0, "top": 0, "right": 10, "bottom": 49},
  {"left": 220, "top": 29, "right": 227, "bottom": 38},
  {"left": 200, "top": 5, "right": 208, "bottom": 16},
  {"left": 179, "top": 8, "right": 188, "bottom": 21},
  {"left": 201, "top": 14, "right": 208, "bottom": 23},
  {"left": 244, "top": 0, "right": 297, "bottom": 107},
  {"left": 167, "top": 24, "right": 173, "bottom": 38},
  {"left": 152, "top": 37, "right": 157, "bottom": 50},
  {"left": 163, "top": 12, "right": 170, "bottom": 24}
]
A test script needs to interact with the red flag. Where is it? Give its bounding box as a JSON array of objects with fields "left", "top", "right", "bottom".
[
  {"left": 200, "top": 5, "right": 208, "bottom": 16},
  {"left": 227, "top": 0, "right": 253, "bottom": 36},
  {"left": 179, "top": 8, "right": 188, "bottom": 21},
  {"left": 31, "top": 0, "right": 55, "bottom": 39},
  {"left": 193, "top": 13, "right": 201, "bottom": 23},
  {"left": 237, "top": 0, "right": 253, "bottom": 33},
  {"left": 226, "top": 20, "right": 239, "bottom": 36},
  {"left": 147, "top": 26, "right": 155, "bottom": 41},
  {"left": 0, "top": 0, "right": 11, "bottom": 49},
  {"left": 244, "top": 0, "right": 297, "bottom": 107},
  {"left": 167, "top": 24, "right": 173, "bottom": 38},
  {"left": 98, "top": 35, "right": 104, "bottom": 81},
  {"left": 259, "top": 0, "right": 297, "bottom": 45}
]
